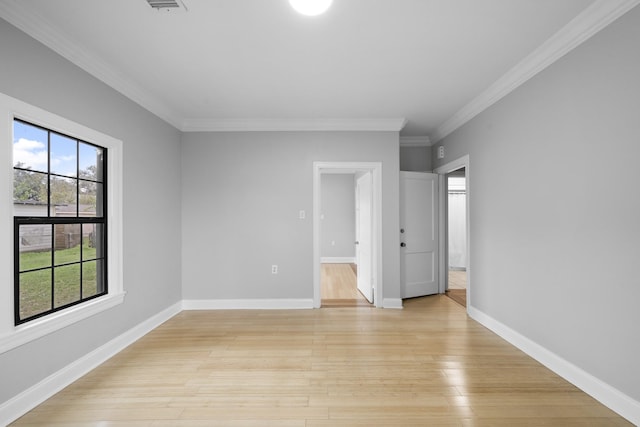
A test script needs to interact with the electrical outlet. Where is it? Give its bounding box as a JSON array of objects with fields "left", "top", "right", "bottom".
[
  {"left": 271, "top": 265, "right": 278, "bottom": 274},
  {"left": 437, "top": 145, "right": 445, "bottom": 159}
]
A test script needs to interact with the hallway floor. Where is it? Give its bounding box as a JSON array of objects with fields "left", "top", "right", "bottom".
[{"left": 447, "top": 269, "right": 467, "bottom": 307}]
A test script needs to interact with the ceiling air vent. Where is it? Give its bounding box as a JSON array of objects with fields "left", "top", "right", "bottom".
[{"left": 146, "top": 0, "right": 188, "bottom": 13}]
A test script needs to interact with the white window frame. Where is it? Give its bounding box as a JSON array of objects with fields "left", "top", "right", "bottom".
[{"left": 0, "top": 92, "right": 124, "bottom": 354}]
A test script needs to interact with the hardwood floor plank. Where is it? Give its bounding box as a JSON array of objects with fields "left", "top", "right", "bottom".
[
  {"left": 321, "top": 263, "right": 372, "bottom": 307},
  {"left": 10, "top": 295, "right": 633, "bottom": 426}
]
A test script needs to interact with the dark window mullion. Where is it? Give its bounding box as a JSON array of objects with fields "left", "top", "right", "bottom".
[
  {"left": 49, "top": 124, "right": 53, "bottom": 307},
  {"left": 16, "top": 216, "right": 105, "bottom": 225},
  {"left": 47, "top": 130, "right": 51, "bottom": 218},
  {"left": 77, "top": 140, "right": 83, "bottom": 300},
  {"left": 102, "top": 149, "right": 108, "bottom": 295},
  {"left": 50, "top": 224, "right": 55, "bottom": 312},
  {"left": 14, "top": 219, "right": 21, "bottom": 324},
  {"left": 76, "top": 139, "right": 80, "bottom": 217}
]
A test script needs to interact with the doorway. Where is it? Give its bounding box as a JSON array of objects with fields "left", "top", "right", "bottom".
[
  {"left": 434, "top": 155, "right": 470, "bottom": 310},
  {"left": 318, "top": 173, "right": 371, "bottom": 307},
  {"left": 313, "top": 162, "right": 383, "bottom": 308},
  {"left": 445, "top": 168, "right": 467, "bottom": 306}
]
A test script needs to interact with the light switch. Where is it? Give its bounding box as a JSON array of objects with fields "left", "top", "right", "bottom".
[{"left": 299, "top": 210, "right": 306, "bottom": 219}]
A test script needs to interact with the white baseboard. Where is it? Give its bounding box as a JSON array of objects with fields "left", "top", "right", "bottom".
[
  {"left": 382, "top": 298, "right": 403, "bottom": 309},
  {"left": 182, "top": 299, "right": 314, "bottom": 310},
  {"left": 9, "top": 299, "right": 635, "bottom": 426},
  {"left": 321, "top": 257, "right": 356, "bottom": 264},
  {"left": 468, "top": 306, "right": 640, "bottom": 426},
  {"left": 0, "top": 301, "right": 182, "bottom": 427}
]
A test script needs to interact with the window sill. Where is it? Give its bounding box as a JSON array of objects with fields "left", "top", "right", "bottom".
[{"left": 0, "top": 292, "right": 126, "bottom": 355}]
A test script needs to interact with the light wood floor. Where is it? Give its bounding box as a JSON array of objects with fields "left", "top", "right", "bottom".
[
  {"left": 447, "top": 270, "right": 467, "bottom": 307},
  {"left": 448, "top": 270, "right": 467, "bottom": 290},
  {"left": 321, "top": 263, "right": 371, "bottom": 307},
  {"left": 11, "top": 296, "right": 631, "bottom": 426}
]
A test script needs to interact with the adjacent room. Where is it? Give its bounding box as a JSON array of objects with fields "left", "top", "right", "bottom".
[{"left": 1, "top": 0, "right": 639, "bottom": 425}]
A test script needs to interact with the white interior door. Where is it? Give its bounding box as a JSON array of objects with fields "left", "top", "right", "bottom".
[
  {"left": 355, "top": 172, "right": 373, "bottom": 303},
  {"left": 400, "top": 172, "right": 439, "bottom": 299}
]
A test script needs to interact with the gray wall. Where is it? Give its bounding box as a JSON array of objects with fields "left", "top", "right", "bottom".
[
  {"left": 181, "top": 131, "right": 400, "bottom": 300},
  {"left": 400, "top": 146, "right": 431, "bottom": 171},
  {"left": 0, "top": 20, "right": 182, "bottom": 403},
  {"left": 321, "top": 174, "right": 356, "bottom": 259},
  {"left": 432, "top": 6, "right": 640, "bottom": 401}
]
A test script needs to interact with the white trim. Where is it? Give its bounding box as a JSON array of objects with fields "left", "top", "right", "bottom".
[
  {"left": 313, "top": 162, "right": 383, "bottom": 309},
  {"left": 468, "top": 306, "right": 640, "bottom": 426},
  {"left": 0, "top": 2, "right": 182, "bottom": 130},
  {"left": 0, "top": 302, "right": 182, "bottom": 427},
  {"left": 182, "top": 299, "right": 314, "bottom": 310},
  {"left": 434, "top": 156, "right": 470, "bottom": 310},
  {"left": 0, "top": 293, "right": 125, "bottom": 355},
  {"left": 321, "top": 257, "right": 356, "bottom": 264},
  {"left": 180, "top": 118, "right": 408, "bottom": 133},
  {"left": 382, "top": 298, "right": 403, "bottom": 309},
  {"left": 0, "top": 92, "right": 125, "bottom": 354},
  {"left": 431, "top": 0, "right": 640, "bottom": 142},
  {"left": 399, "top": 136, "right": 432, "bottom": 147}
]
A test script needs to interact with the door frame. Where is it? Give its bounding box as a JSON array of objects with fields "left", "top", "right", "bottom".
[
  {"left": 434, "top": 155, "right": 470, "bottom": 310},
  {"left": 313, "top": 162, "right": 383, "bottom": 308}
]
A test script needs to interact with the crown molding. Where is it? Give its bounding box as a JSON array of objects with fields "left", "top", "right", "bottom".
[
  {"left": 430, "top": 0, "right": 640, "bottom": 143},
  {"left": 0, "top": 1, "right": 182, "bottom": 129},
  {"left": 400, "top": 136, "right": 432, "bottom": 147},
  {"left": 4, "top": 0, "right": 636, "bottom": 139},
  {"left": 180, "top": 118, "right": 408, "bottom": 132}
]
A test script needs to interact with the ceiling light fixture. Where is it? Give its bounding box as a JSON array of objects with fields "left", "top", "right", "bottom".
[{"left": 289, "top": 0, "right": 333, "bottom": 16}]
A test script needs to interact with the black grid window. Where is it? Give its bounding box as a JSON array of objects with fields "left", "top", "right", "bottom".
[{"left": 13, "top": 118, "right": 107, "bottom": 325}]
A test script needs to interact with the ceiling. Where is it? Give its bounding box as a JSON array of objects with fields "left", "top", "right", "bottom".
[{"left": 1, "top": 0, "right": 632, "bottom": 142}]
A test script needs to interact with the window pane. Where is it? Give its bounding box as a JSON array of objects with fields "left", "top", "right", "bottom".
[
  {"left": 54, "top": 224, "right": 82, "bottom": 265},
  {"left": 13, "top": 120, "right": 48, "bottom": 172},
  {"left": 79, "top": 143, "right": 103, "bottom": 183},
  {"left": 79, "top": 181, "right": 103, "bottom": 217},
  {"left": 50, "top": 132, "right": 77, "bottom": 177},
  {"left": 50, "top": 176, "right": 77, "bottom": 213},
  {"left": 82, "top": 260, "right": 104, "bottom": 298},
  {"left": 18, "top": 224, "right": 52, "bottom": 271},
  {"left": 13, "top": 118, "right": 109, "bottom": 326},
  {"left": 19, "top": 269, "right": 52, "bottom": 320},
  {"left": 13, "top": 170, "right": 47, "bottom": 208},
  {"left": 82, "top": 223, "right": 103, "bottom": 260},
  {"left": 54, "top": 264, "right": 80, "bottom": 308}
]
